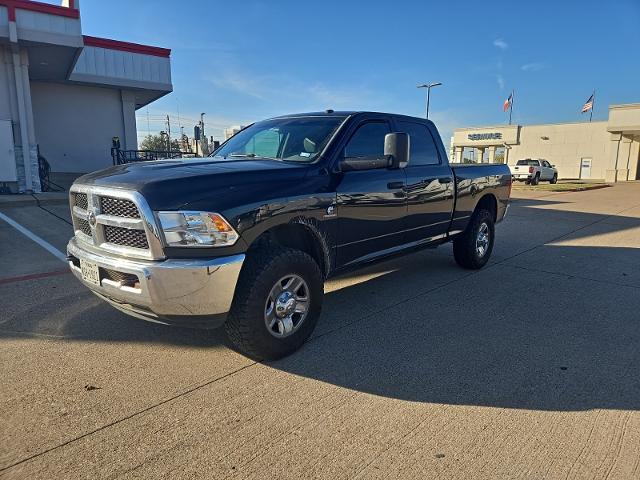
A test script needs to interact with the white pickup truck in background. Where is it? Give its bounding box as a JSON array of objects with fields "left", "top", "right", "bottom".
[{"left": 510, "top": 159, "right": 558, "bottom": 185}]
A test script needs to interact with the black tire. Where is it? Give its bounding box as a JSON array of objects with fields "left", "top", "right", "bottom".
[
  {"left": 525, "top": 179, "right": 531, "bottom": 185},
  {"left": 530, "top": 173, "right": 540, "bottom": 186},
  {"left": 225, "top": 247, "right": 323, "bottom": 360},
  {"left": 550, "top": 174, "right": 558, "bottom": 184},
  {"left": 453, "top": 209, "right": 495, "bottom": 270}
]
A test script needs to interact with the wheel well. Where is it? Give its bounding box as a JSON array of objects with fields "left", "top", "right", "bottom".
[
  {"left": 475, "top": 194, "right": 497, "bottom": 222},
  {"left": 248, "top": 223, "right": 328, "bottom": 277}
]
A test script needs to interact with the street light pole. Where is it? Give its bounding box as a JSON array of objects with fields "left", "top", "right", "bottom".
[{"left": 417, "top": 82, "right": 442, "bottom": 119}]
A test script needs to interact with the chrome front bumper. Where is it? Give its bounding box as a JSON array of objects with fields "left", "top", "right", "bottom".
[{"left": 67, "top": 237, "right": 245, "bottom": 328}]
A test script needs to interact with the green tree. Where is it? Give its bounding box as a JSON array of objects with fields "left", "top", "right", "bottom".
[{"left": 139, "top": 134, "right": 180, "bottom": 152}]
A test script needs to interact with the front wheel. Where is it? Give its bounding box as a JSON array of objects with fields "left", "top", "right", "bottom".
[
  {"left": 225, "top": 247, "right": 324, "bottom": 360},
  {"left": 453, "top": 209, "right": 495, "bottom": 270}
]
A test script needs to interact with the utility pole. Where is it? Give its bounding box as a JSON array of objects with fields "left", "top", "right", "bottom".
[
  {"left": 417, "top": 82, "right": 442, "bottom": 119},
  {"left": 165, "top": 115, "right": 171, "bottom": 151}
]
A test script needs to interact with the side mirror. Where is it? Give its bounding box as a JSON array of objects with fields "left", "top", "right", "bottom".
[{"left": 384, "top": 132, "right": 410, "bottom": 168}]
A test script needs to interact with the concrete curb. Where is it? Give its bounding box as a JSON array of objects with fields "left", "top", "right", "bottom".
[{"left": 0, "top": 193, "right": 69, "bottom": 208}]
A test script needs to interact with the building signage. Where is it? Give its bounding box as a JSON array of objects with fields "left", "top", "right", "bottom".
[{"left": 468, "top": 132, "right": 502, "bottom": 141}]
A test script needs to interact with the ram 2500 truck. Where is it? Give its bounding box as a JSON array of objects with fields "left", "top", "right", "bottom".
[{"left": 67, "top": 111, "right": 511, "bottom": 359}]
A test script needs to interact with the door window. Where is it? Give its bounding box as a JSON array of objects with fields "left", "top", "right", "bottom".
[
  {"left": 344, "top": 122, "right": 390, "bottom": 158},
  {"left": 396, "top": 121, "right": 440, "bottom": 166}
]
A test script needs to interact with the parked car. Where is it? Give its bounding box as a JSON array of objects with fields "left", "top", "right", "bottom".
[
  {"left": 510, "top": 159, "right": 558, "bottom": 185},
  {"left": 67, "top": 111, "right": 512, "bottom": 359}
]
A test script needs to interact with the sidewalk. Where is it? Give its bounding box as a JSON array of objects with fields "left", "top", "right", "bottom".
[
  {"left": 0, "top": 191, "right": 69, "bottom": 207},
  {"left": 0, "top": 172, "right": 80, "bottom": 207}
]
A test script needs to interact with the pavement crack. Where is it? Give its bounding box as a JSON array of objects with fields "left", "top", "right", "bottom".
[
  {"left": 0, "top": 361, "right": 257, "bottom": 474},
  {"left": 503, "top": 264, "right": 640, "bottom": 290}
]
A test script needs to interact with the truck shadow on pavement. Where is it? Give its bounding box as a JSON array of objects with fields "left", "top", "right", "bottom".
[{"left": 1, "top": 197, "right": 640, "bottom": 411}]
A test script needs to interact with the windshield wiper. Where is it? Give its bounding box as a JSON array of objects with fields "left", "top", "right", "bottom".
[{"left": 223, "top": 152, "right": 283, "bottom": 161}]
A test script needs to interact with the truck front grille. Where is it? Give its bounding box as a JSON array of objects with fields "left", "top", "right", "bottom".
[
  {"left": 100, "top": 197, "right": 140, "bottom": 218},
  {"left": 69, "top": 188, "right": 162, "bottom": 259},
  {"left": 104, "top": 225, "right": 149, "bottom": 249}
]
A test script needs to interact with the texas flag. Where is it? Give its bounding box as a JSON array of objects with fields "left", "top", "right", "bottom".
[{"left": 503, "top": 91, "right": 513, "bottom": 112}]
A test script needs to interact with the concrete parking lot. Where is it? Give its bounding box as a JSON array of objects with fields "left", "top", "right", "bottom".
[{"left": 1, "top": 183, "right": 640, "bottom": 479}]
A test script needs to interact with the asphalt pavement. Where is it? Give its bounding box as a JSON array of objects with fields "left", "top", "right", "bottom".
[{"left": 1, "top": 183, "right": 640, "bottom": 479}]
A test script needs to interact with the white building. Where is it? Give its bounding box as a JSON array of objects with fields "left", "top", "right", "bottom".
[
  {"left": 0, "top": 0, "right": 172, "bottom": 193},
  {"left": 451, "top": 103, "right": 640, "bottom": 182},
  {"left": 224, "top": 125, "right": 244, "bottom": 140}
]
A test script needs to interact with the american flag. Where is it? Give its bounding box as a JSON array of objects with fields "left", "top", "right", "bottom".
[
  {"left": 503, "top": 92, "right": 513, "bottom": 112},
  {"left": 582, "top": 93, "right": 594, "bottom": 113}
]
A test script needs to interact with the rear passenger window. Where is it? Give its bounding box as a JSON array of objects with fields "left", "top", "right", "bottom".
[
  {"left": 397, "top": 121, "right": 440, "bottom": 166},
  {"left": 344, "top": 122, "right": 390, "bottom": 158}
]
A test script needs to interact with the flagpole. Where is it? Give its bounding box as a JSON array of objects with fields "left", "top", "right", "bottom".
[
  {"left": 590, "top": 89, "right": 595, "bottom": 122},
  {"left": 509, "top": 90, "right": 514, "bottom": 125}
]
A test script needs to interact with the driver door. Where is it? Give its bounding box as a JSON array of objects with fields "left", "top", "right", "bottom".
[{"left": 335, "top": 120, "right": 407, "bottom": 268}]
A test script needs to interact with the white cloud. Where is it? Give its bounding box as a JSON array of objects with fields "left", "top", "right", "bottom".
[
  {"left": 521, "top": 62, "right": 546, "bottom": 72},
  {"left": 493, "top": 38, "right": 508, "bottom": 50},
  {"left": 206, "top": 69, "right": 377, "bottom": 111},
  {"left": 208, "top": 72, "right": 268, "bottom": 100},
  {"left": 496, "top": 74, "right": 505, "bottom": 90}
]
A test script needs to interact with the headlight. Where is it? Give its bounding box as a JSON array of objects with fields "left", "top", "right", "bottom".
[{"left": 157, "top": 211, "right": 239, "bottom": 247}]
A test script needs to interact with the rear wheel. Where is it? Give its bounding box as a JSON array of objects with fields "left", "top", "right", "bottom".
[
  {"left": 530, "top": 173, "right": 540, "bottom": 186},
  {"left": 225, "top": 247, "right": 323, "bottom": 360},
  {"left": 550, "top": 173, "right": 558, "bottom": 184},
  {"left": 453, "top": 209, "right": 495, "bottom": 270}
]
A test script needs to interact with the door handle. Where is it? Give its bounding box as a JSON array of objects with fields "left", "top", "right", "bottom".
[
  {"left": 387, "top": 181, "right": 404, "bottom": 190},
  {"left": 439, "top": 177, "right": 452, "bottom": 184}
]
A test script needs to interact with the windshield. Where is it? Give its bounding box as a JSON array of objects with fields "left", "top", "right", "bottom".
[
  {"left": 211, "top": 116, "right": 346, "bottom": 162},
  {"left": 516, "top": 159, "right": 540, "bottom": 166}
]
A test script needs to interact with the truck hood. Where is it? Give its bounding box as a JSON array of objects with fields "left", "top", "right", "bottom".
[{"left": 76, "top": 158, "right": 309, "bottom": 210}]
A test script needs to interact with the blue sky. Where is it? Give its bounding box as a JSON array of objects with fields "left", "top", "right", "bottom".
[{"left": 80, "top": 0, "right": 640, "bottom": 144}]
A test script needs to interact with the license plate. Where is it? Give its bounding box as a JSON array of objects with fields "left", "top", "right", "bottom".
[{"left": 80, "top": 259, "right": 101, "bottom": 286}]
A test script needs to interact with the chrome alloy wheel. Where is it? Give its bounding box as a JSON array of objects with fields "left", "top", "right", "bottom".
[
  {"left": 476, "top": 222, "right": 490, "bottom": 258},
  {"left": 264, "top": 274, "right": 310, "bottom": 338}
]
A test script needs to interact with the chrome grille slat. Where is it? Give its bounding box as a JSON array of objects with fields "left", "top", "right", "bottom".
[
  {"left": 100, "top": 197, "right": 140, "bottom": 218},
  {"left": 74, "top": 193, "right": 88, "bottom": 210},
  {"left": 104, "top": 225, "right": 149, "bottom": 249},
  {"left": 76, "top": 217, "right": 92, "bottom": 237}
]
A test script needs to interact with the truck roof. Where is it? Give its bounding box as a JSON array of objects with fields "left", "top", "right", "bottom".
[{"left": 271, "top": 111, "right": 436, "bottom": 125}]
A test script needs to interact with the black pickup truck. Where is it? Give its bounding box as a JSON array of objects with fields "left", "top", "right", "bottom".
[{"left": 67, "top": 111, "right": 511, "bottom": 359}]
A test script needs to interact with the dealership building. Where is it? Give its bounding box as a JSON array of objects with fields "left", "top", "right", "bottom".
[
  {"left": 0, "top": 0, "right": 173, "bottom": 193},
  {"left": 451, "top": 103, "right": 640, "bottom": 182}
]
